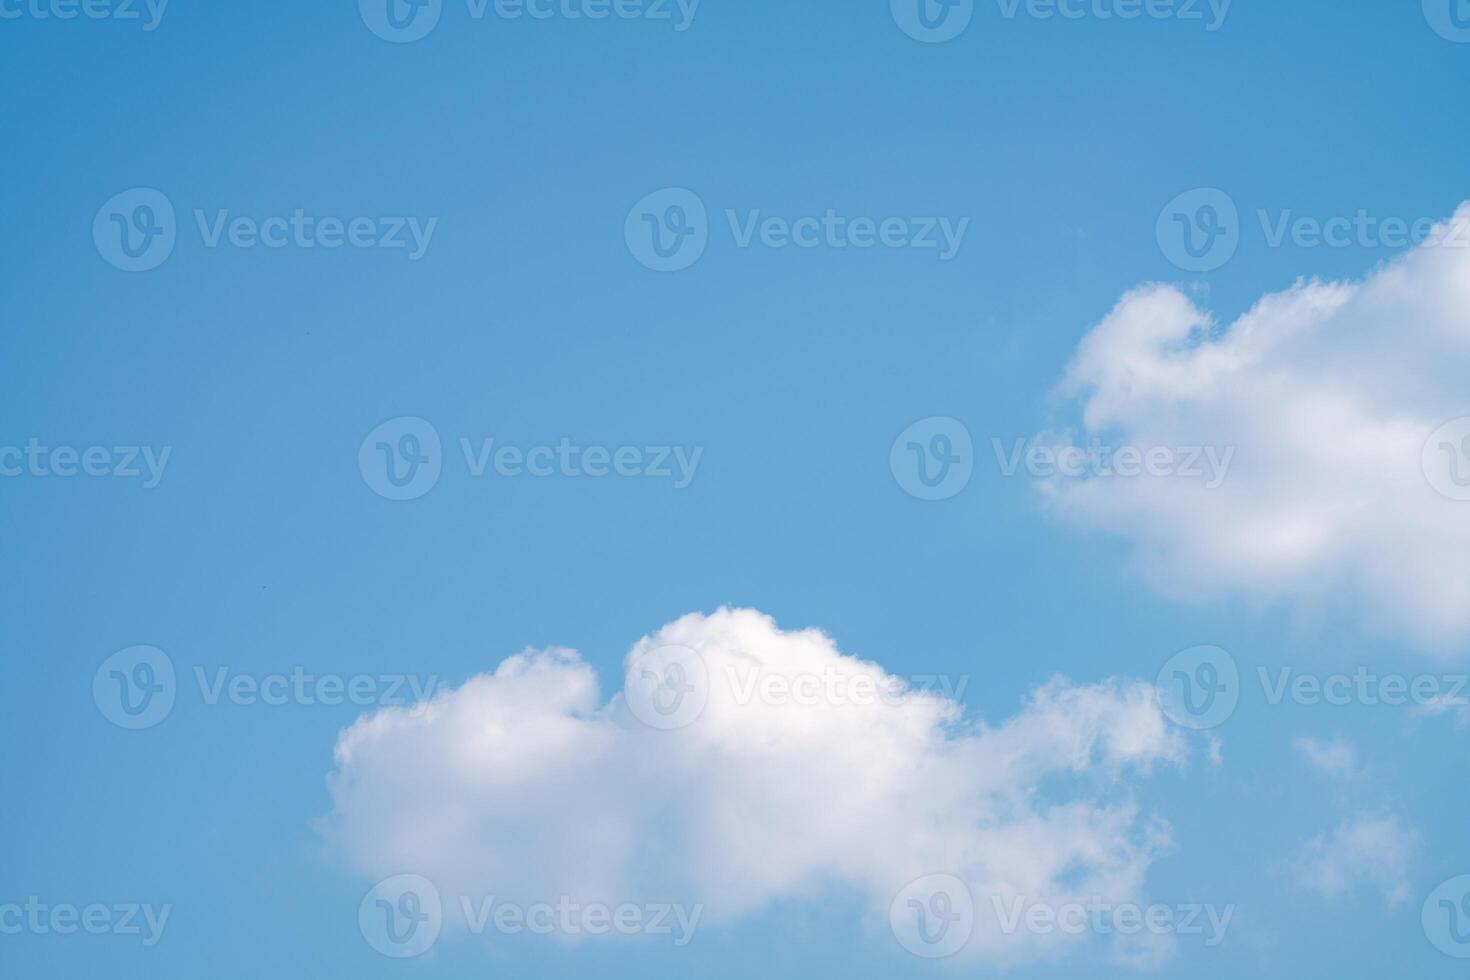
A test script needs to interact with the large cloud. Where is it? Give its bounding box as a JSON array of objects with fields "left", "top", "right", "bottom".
[
  {"left": 322, "top": 608, "right": 1192, "bottom": 965},
  {"left": 1043, "top": 204, "right": 1470, "bottom": 655}
]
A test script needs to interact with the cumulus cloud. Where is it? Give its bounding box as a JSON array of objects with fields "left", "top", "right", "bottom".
[
  {"left": 1290, "top": 811, "right": 1419, "bottom": 907},
  {"left": 322, "top": 608, "right": 1194, "bottom": 965},
  {"left": 1292, "top": 736, "right": 1360, "bottom": 779},
  {"left": 1042, "top": 204, "right": 1470, "bottom": 655}
]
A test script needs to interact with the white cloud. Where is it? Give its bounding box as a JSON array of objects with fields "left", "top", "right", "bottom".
[
  {"left": 1290, "top": 811, "right": 1419, "bottom": 907},
  {"left": 1292, "top": 736, "right": 1360, "bottom": 779},
  {"left": 1043, "top": 204, "right": 1470, "bottom": 655},
  {"left": 322, "top": 608, "right": 1194, "bottom": 965},
  {"left": 1416, "top": 692, "right": 1470, "bottom": 728}
]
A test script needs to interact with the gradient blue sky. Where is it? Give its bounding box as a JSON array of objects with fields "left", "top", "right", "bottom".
[{"left": 3, "top": 1, "right": 1469, "bottom": 977}]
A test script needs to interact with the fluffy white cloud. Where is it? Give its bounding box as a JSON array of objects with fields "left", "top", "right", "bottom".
[
  {"left": 1043, "top": 205, "right": 1470, "bottom": 655},
  {"left": 1291, "top": 811, "right": 1419, "bottom": 907},
  {"left": 322, "top": 608, "right": 1193, "bottom": 965},
  {"left": 1292, "top": 736, "right": 1360, "bottom": 779}
]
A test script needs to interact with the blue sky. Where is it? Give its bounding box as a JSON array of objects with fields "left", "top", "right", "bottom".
[{"left": 3, "top": 1, "right": 1470, "bottom": 977}]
